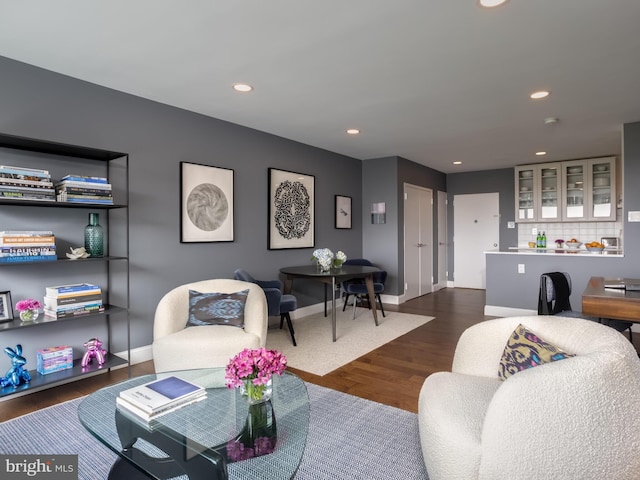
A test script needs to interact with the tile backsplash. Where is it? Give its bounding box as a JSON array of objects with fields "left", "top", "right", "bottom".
[{"left": 517, "top": 220, "right": 623, "bottom": 247}]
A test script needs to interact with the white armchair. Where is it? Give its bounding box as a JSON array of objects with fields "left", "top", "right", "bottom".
[
  {"left": 418, "top": 315, "right": 640, "bottom": 480},
  {"left": 152, "top": 279, "right": 268, "bottom": 373}
]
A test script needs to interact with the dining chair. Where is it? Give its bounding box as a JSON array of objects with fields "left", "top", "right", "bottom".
[
  {"left": 538, "top": 271, "right": 633, "bottom": 341},
  {"left": 234, "top": 269, "right": 298, "bottom": 346},
  {"left": 340, "top": 258, "right": 387, "bottom": 319}
]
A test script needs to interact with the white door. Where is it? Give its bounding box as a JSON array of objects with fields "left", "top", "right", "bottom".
[
  {"left": 404, "top": 184, "right": 433, "bottom": 301},
  {"left": 436, "top": 190, "right": 448, "bottom": 290},
  {"left": 453, "top": 193, "right": 499, "bottom": 289}
]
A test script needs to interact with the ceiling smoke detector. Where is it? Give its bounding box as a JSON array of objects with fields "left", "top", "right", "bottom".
[{"left": 544, "top": 117, "right": 559, "bottom": 125}]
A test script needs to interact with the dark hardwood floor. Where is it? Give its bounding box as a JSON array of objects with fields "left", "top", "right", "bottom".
[{"left": 2, "top": 287, "right": 636, "bottom": 421}]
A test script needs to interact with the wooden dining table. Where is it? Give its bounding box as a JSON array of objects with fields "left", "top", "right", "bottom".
[
  {"left": 279, "top": 264, "right": 380, "bottom": 342},
  {"left": 581, "top": 276, "right": 640, "bottom": 322}
]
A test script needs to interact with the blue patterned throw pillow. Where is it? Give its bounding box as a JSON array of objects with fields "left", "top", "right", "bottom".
[
  {"left": 498, "top": 324, "right": 575, "bottom": 380},
  {"left": 187, "top": 289, "right": 249, "bottom": 328}
]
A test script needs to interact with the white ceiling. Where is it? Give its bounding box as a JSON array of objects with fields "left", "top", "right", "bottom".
[{"left": 1, "top": 0, "right": 640, "bottom": 173}]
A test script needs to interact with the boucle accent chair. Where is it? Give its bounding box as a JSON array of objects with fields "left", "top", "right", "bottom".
[
  {"left": 152, "top": 279, "right": 268, "bottom": 373},
  {"left": 418, "top": 315, "right": 640, "bottom": 480}
]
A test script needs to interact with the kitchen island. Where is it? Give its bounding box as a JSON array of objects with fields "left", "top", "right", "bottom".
[{"left": 484, "top": 248, "right": 627, "bottom": 318}]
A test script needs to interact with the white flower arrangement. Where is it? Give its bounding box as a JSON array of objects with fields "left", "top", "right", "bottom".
[{"left": 311, "top": 248, "right": 347, "bottom": 271}]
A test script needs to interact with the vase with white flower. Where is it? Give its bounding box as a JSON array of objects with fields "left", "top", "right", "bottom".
[
  {"left": 311, "top": 248, "right": 347, "bottom": 272},
  {"left": 15, "top": 299, "right": 42, "bottom": 322}
]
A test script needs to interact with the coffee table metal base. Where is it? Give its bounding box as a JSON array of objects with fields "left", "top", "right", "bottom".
[{"left": 113, "top": 409, "right": 227, "bottom": 480}]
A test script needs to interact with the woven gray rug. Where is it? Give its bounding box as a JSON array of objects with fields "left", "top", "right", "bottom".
[{"left": 0, "top": 383, "right": 428, "bottom": 479}]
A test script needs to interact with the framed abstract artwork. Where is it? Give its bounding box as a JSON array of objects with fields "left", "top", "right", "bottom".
[
  {"left": 268, "top": 168, "right": 315, "bottom": 249},
  {"left": 0, "top": 291, "right": 13, "bottom": 322},
  {"left": 180, "top": 162, "right": 234, "bottom": 243},
  {"left": 335, "top": 195, "right": 352, "bottom": 229}
]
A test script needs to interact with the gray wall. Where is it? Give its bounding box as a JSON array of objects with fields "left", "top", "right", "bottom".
[
  {"left": 484, "top": 121, "right": 640, "bottom": 311},
  {"left": 0, "top": 56, "right": 364, "bottom": 363},
  {"left": 361, "top": 156, "right": 446, "bottom": 295},
  {"left": 445, "top": 168, "right": 517, "bottom": 280}
]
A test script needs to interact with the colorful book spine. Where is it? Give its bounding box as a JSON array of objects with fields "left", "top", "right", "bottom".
[
  {"left": 57, "top": 197, "right": 114, "bottom": 204},
  {"left": 45, "top": 283, "right": 101, "bottom": 297},
  {"left": 0, "top": 194, "right": 56, "bottom": 202},
  {"left": 60, "top": 175, "right": 108, "bottom": 184},
  {"left": 0, "top": 236, "right": 56, "bottom": 246},
  {"left": 0, "top": 254, "right": 57, "bottom": 263},
  {"left": 0, "top": 176, "right": 54, "bottom": 187},
  {"left": 43, "top": 293, "right": 103, "bottom": 308},
  {"left": 46, "top": 301, "right": 103, "bottom": 312},
  {"left": 55, "top": 180, "right": 112, "bottom": 190},
  {"left": 1, "top": 246, "right": 56, "bottom": 256},
  {"left": 55, "top": 186, "right": 112, "bottom": 195},
  {"left": 0, "top": 165, "right": 50, "bottom": 177},
  {"left": 44, "top": 305, "right": 105, "bottom": 319}
]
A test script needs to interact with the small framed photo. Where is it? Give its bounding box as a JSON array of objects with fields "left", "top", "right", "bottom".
[
  {"left": 0, "top": 291, "right": 13, "bottom": 322},
  {"left": 335, "top": 195, "right": 352, "bottom": 229},
  {"left": 268, "top": 168, "right": 315, "bottom": 249},
  {"left": 180, "top": 162, "right": 234, "bottom": 243}
]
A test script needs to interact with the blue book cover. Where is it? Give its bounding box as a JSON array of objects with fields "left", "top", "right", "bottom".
[
  {"left": 60, "top": 175, "right": 108, "bottom": 184},
  {"left": 146, "top": 376, "right": 203, "bottom": 400}
]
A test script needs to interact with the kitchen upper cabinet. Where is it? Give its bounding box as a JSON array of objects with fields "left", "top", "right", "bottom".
[
  {"left": 516, "top": 157, "right": 616, "bottom": 223},
  {"left": 515, "top": 163, "right": 561, "bottom": 222},
  {"left": 562, "top": 157, "right": 616, "bottom": 221}
]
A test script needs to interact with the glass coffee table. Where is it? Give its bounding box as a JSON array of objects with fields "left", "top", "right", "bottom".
[{"left": 78, "top": 369, "right": 309, "bottom": 479}]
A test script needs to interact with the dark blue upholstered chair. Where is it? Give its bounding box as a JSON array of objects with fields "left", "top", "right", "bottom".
[
  {"left": 234, "top": 269, "right": 298, "bottom": 346},
  {"left": 538, "top": 271, "right": 633, "bottom": 341},
  {"left": 340, "top": 258, "right": 387, "bottom": 319}
]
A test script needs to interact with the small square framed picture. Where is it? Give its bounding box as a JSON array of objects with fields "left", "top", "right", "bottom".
[
  {"left": 0, "top": 291, "right": 13, "bottom": 322},
  {"left": 335, "top": 195, "right": 352, "bottom": 229}
]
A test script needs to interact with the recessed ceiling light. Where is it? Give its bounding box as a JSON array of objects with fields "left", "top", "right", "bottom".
[
  {"left": 479, "top": 0, "right": 509, "bottom": 7},
  {"left": 536, "top": 151, "right": 547, "bottom": 156},
  {"left": 530, "top": 90, "right": 550, "bottom": 99},
  {"left": 232, "top": 83, "right": 253, "bottom": 93},
  {"left": 346, "top": 129, "right": 360, "bottom": 135},
  {"left": 453, "top": 161, "right": 463, "bottom": 165}
]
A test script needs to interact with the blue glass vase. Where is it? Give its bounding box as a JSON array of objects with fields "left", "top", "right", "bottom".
[{"left": 84, "top": 213, "right": 104, "bottom": 257}]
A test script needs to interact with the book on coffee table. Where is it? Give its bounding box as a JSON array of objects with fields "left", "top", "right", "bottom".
[
  {"left": 116, "top": 393, "right": 206, "bottom": 424},
  {"left": 118, "top": 375, "right": 206, "bottom": 415}
]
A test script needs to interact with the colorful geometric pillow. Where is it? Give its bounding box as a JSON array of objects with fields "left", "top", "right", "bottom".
[
  {"left": 187, "top": 289, "right": 249, "bottom": 328},
  {"left": 498, "top": 324, "right": 575, "bottom": 380}
]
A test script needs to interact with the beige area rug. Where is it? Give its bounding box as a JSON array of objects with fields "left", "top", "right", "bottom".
[{"left": 265, "top": 308, "right": 435, "bottom": 376}]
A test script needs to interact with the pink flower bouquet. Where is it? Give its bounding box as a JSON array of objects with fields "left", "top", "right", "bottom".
[{"left": 225, "top": 348, "right": 287, "bottom": 402}]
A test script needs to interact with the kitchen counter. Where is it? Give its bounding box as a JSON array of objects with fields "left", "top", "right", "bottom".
[{"left": 487, "top": 247, "right": 624, "bottom": 257}]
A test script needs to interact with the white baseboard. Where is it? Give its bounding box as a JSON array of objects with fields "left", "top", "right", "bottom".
[
  {"left": 484, "top": 305, "right": 537, "bottom": 317},
  {"left": 114, "top": 345, "right": 154, "bottom": 365}
]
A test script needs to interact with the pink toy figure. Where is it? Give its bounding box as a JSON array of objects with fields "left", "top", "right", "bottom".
[{"left": 81, "top": 338, "right": 107, "bottom": 367}]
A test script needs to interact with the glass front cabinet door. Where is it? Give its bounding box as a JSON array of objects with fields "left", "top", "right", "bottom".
[
  {"left": 538, "top": 163, "right": 561, "bottom": 221},
  {"left": 515, "top": 165, "right": 536, "bottom": 222},
  {"left": 562, "top": 160, "right": 586, "bottom": 220},
  {"left": 588, "top": 157, "right": 616, "bottom": 221},
  {"left": 515, "top": 163, "right": 561, "bottom": 222}
]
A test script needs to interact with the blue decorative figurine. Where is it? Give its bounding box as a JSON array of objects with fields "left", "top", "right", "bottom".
[{"left": 1, "top": 344, "right": 31, "bottom": 388}]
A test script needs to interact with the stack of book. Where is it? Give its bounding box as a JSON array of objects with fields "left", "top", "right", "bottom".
[
  {"left": 43, "top": 283, "right": 104, "bottom": 319},
  {"left": 55, "top": 175, "right": 113, "bottom": 205},
  {"left": 0, "top": 231, "right": 57, "bottom": 263},
  {"left": 116, "top": 375, "right": 206, "bottom": 422},
  {"left": 0, "top": 165, "right": 55, "bottom": 202}
]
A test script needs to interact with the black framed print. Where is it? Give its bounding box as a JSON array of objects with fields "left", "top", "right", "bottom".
[
  {"left": 0, "top": 291, "right": 13, "bottom": 323},
  {"left": 180, "top": 162, "right": 234, "bottom": 243},
  {"left": 268, "top": 168, "right": 315, "bottom": 249},
  {"left": 335, "top": 195, "right": 352, "bottom": 229}
]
